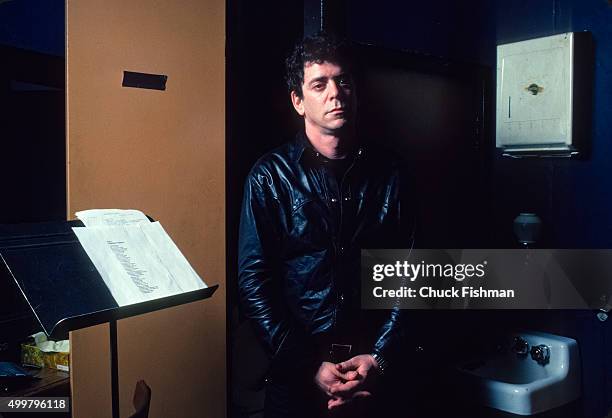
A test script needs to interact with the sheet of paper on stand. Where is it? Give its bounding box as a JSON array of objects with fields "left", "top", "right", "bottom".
[
  {"left": 73, "top": 219, "right": 207, "bottom": 307},
  {"left": 75, "top": 208, "right": 152, "bottom": 227}
]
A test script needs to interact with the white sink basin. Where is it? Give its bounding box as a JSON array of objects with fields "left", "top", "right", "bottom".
[{"left": 456, "top": 331, "right": 581, "bottom": 415}]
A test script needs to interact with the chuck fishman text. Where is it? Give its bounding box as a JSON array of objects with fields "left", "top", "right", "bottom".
[{"left": 372, "top": 286, "right": 515, "bottom": 299}]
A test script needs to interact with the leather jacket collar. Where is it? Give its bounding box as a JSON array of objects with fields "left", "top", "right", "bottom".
[{"left": 291, "top": 130, "right": 364, "bottom": 167}]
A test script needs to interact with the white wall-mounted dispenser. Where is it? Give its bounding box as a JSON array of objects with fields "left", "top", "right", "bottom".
[{"left": 496, "top": 32, "right": 592, "bottom": 158}]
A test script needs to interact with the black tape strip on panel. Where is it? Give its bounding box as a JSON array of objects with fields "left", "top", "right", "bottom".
[{"left": 122, "top": 71, "right": 167, "bottom": 91}]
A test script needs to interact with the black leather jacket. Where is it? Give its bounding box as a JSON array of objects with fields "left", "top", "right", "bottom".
[{"left": 238, "top": 131, "right": 413, "bottom": 374}]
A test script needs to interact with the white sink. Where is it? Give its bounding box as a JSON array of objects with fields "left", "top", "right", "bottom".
[{"left": 456, "top": 331, "right": 581, "bottom": 415}]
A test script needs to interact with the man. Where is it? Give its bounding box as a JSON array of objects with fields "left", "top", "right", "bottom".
[{"left": 238, "top": 33, "right": 412, "bottom": 418}]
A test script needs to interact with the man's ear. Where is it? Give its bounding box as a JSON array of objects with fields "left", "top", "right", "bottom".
[{"left": 291, "top": 90, "right": 305, "bottom": 116}]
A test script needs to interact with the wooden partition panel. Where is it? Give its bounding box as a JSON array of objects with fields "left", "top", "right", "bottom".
[
  {"left": 70, "top": 324, "right": 112, "bottom": 418},
  {"left": 66, "top": 1, "right": 225, "bottom": 417}
]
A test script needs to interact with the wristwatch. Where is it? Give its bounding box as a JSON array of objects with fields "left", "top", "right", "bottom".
[{"left": 371, "top": 352, "right": 388, "bottom": 375}]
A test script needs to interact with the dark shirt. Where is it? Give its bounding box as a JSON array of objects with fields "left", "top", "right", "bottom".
[{"left": 238, "top": 131, "right": 414, "bottom": 376}]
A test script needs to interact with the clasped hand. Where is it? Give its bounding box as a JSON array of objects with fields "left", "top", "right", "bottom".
[{"left": 314, "top": 354, "right": 380, "bottom": 410}]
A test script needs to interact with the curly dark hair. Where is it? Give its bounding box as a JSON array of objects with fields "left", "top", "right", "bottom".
[{"left": 285, "top": 32, "right": 353, "bottom": 98}]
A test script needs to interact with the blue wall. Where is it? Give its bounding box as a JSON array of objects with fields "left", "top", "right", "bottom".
[
  {"left": 0, "top": 0, "right": 64, "bottom": 55},
  {"left": 348, "top": 1, "right": 611, "bottom": 417},
  {"left": 349, "top": 0, "right": 612, "bottom": 248},
  {"left": 486, "top": 0, "right": 612, "bottom": 250}
]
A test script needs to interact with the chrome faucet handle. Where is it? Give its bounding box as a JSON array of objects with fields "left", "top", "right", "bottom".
[
  {"left": 530, "top": 344, "right": 550, "bottom": 365},
  {"left": 511, "top": 336, "right": 530, "bottom": 356}
]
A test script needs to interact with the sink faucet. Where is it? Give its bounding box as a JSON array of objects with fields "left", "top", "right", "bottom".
[
  {"left": 530, "top": 344, "right": 550, "bottom": 365},
  {"left": 511, "top": 336, "right": 530, "bottom": 356}
]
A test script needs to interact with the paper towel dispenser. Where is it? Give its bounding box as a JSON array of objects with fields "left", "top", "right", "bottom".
[{"left": 496, "top": 32, "right": 593, "bottom": 158}]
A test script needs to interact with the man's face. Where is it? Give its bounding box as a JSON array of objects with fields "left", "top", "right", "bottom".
[{"left": 291, "top": 61, "right": 356, "bottom": 135}]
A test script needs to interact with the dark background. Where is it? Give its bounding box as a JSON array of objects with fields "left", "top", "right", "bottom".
[
  {"left": 1, "top": 0, "right": 611, "bottom": 417},
  {"left": 0, "top": 0, "right": 65, "bottom": 224}
]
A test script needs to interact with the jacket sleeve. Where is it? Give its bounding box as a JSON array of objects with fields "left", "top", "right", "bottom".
[
  {"left": 372, "top": 163, "right": 417, "bottom": 369},
  {"left": 237, "top": 170, "right": 314, "bottom": 372}
]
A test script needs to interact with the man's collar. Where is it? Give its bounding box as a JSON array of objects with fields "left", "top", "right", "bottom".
[
  {"left": 291, "top": 130, "right": 364, "bottom": 164},
  {"left": 291, "top": 130, "right": 311, "bottom": 163}
]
